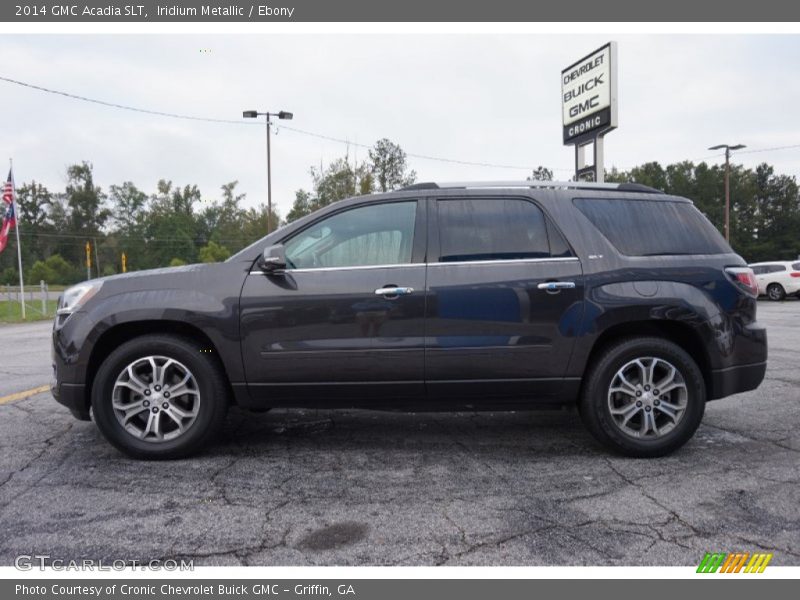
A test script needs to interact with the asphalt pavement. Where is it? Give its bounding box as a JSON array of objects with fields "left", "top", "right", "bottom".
[{"left": 0, "top": 302, "right": 797, "bottom": 566}]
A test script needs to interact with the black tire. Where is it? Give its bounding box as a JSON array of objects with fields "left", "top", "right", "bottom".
[
  {"left": 767, "top": 283, "right": 786, "bottom": 301},
  {"left": 91, "top": 334, "right": 229, "bottom": 459},
  {"left": 579, "top": 337, "right": 706, "bottom": 458}
]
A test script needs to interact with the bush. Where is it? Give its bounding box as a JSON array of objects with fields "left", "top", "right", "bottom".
[
  {"left": 198, "top": 241, "right": 231, "bottom": 263},
  {"left": 1, "top": 267, "right": 18, "bottom": 285},
  {"left": 169, "top": 258, "right": 187, "bottom": 267},
  {"left": 44, "top": 254, "right": 73, "bottom": 285},
  {"left": 29, "top": 260, "right": 56, "bottom": 284}
]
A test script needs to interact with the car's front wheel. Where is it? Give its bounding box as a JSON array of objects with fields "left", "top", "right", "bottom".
[
  {"left": 579, "top": 337, "right": 706, "bottom": 457},
  {"left": 91, "top": 334, "right": 229, "bottom": 459}
]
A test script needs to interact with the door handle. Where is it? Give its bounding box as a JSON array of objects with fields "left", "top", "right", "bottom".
[
  {"left": 537, "top": 281, "right": 576, "bottom": 292},
  {"left": 375, "top": 286, "right": 414, "bottom": 296}
]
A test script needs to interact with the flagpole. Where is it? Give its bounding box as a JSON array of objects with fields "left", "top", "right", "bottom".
[{"left": 10, "top": 159, "right": 25, "bottom": 320}]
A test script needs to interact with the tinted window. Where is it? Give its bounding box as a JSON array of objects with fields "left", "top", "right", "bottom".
[
  {"left": 751, "top": 266, "right": 766, "bottom": 275},
  {"left": 574, "top": 198, "right": 731, "bottom": 256},
  {"left": 769, "top": 264, "right": 787, "bottom": 273},
  {"left": 437, "top": 199, "right": 559, "bottom": 262},
  {"left": 793, "top": 262, "right": 800, "bottom": 271},
  {"left": 284, "top": 201, "right": 416, "bottom": 269}
]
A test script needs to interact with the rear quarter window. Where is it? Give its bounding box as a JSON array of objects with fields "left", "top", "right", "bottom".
[{"left": 574, "top": 198, "right": 731, "bottom": 256}]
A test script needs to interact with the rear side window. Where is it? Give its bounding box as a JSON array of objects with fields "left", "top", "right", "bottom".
[
  {"left": 574, "top": 198, "right": 731, "bottom": 256},
  {"left": 436, "top": 198, "right": 570, "bottom": 262},
  {"left": 769, "top": 264, "right": 787, "bottom": 273}
]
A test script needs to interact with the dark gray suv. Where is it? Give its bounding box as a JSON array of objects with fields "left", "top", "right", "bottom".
[{"left": 51, "top": 181, "right": 767, "bottom": 459}]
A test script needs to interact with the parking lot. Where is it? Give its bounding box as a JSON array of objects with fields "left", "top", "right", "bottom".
[{"left": 0, "top": 301, "right": 798, "bottom": 566}]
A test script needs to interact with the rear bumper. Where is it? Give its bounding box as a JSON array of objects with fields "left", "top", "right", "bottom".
[
  {"left": 708, "top": 361, "right": 767, "bottom": 400},
  {"left": 51, "top": 381, "right": 91, "bottom": 421}
]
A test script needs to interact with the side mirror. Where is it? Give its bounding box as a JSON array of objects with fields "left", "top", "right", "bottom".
[{"left": 259, "top": 244, "right": 287, "bottom": 272}]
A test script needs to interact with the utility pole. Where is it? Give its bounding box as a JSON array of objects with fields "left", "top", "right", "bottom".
[
  {"left": 85, "top": 241, "right": 91, "bottom": 280},
  {"left": 243, "top": 109, "right": 294, "bottom": 234},
  {"left": 266, "top": 114, "right": 272, "bottom": 232},
  {"left": 93, "top": 237, "right": 100, "bottom": 277},
  {"left": 709, "top": 143, "right": 746, "bottom": 242}
]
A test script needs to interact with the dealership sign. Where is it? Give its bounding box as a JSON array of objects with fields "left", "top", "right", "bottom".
[{"left": 562, "top": 42, "right": 617, "bottom": 144}]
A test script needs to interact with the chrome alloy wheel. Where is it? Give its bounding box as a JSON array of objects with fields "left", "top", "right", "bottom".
[
  {"left": 112, "top": 356, "right": 201, "bottom": 442},
  {"left": 607, "top": 357, "right": 688, "bottom": 439}
]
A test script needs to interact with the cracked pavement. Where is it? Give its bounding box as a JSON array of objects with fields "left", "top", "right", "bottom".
[{"left": 0, "top": 302, "right": 797, "bottom": 566}]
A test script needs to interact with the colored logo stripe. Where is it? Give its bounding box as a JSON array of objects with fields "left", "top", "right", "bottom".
[{"left": 697, "top": 552, "right": 773, "bottom": 573}]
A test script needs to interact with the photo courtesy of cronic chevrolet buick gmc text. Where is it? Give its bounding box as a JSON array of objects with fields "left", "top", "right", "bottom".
[{"left": 51, "top": 181, "right": 767, "bottom": 459}]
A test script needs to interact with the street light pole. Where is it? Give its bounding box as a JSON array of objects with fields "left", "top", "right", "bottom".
[
  {"left": 243, "top": 109, "right": 294, "bottom": 234},
  {"left": 709, "top": 143, "right": 746, "bottom": 242},
  {"left": 266, "top": 114, "right": 272, "bottom": 233}
]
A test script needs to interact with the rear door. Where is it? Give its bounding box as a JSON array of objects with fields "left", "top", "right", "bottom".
[
  {"left": 240, "top": 199, "right": 426, "bottom": 404},
  {"left": 424, "top": 196, "right": 583, "bottom": 402}
]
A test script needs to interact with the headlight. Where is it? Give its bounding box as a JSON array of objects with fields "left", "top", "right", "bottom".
[{"left": 57, "top": 282, "right": 103, "bottom": 316}]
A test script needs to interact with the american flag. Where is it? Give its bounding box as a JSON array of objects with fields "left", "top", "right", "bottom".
[{"left": 0, "top": 170, "right": 16, "bottom": 254}]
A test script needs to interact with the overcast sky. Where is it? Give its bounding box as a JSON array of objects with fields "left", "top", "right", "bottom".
[{"left": 1, "top": 34, "right": 799, "bottom": 216}]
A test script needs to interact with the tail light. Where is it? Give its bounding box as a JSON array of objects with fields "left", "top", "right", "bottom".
[
  {"left": 791, "top": 272, "right": 800, "bottom": 278},
  {"left": 725, "top": 267, "right": 759, "bottom": 297}
]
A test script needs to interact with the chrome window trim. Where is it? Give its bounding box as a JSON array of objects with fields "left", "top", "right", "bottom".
[
  {"left": 248, "top": 256, "right": 579, "bottom": 275},
  {"left": 428, "top": 256, "right": 580, "bottom": 267},
  {"left": 249, "top": 263, "right": 425, "bottom": 275}
]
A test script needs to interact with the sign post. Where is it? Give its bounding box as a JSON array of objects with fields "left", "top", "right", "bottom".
[{"left": 562, "top": 42, "right": 618, "bottom": 182}]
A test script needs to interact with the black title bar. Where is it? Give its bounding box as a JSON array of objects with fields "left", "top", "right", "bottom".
[{"left": 4, "top": 0, "right": 800, "bottom": 22}]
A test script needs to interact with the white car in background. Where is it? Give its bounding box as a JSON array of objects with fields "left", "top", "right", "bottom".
[{"left": 749, "top": 261, "right": 800, "bottom": 301}]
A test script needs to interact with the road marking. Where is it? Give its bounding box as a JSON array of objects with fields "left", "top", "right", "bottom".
[{"left": 0, "top": 385, "right": 50, "bottom": 405}]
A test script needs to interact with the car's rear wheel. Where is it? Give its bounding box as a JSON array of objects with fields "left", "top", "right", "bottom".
[
  {"left": 579, "top": 337, "right": 705, "bottom": 457},
  {"left": 767, "top": 283, "right": 786, "bottom": 301},
  {"left": 91, "top": 335, "right": 228, "bottom": 459}
]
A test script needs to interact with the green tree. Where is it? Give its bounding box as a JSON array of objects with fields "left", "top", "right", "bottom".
[
  {"left": 198, "top": 241, "right": 231, "bottom": 263},
  {"left": 142, "top": 180, "right": 201, "bottom": 267},
  {"left": 368, "top": 138, "right": 416, "bottom": 192},
  {"left": 65, "top": 162, "right": 110, "bottom": 236},
  {"left": 11, "top": 181, "right": 55, "bottom": 271},
  {"left": 44, "top": 254, "right": 73, "bottom": 285},
  {"left": 527, "top": 166, "right": 553, "bottom": 181},
  {"left": 29, "top": 260, "right": 56, "bottom": 284},
  {"left": 109, "top": 181, "right": 147, "bottom": 233},
  {"left": 286, "top": 156, "right": 372, "bottom": 222}
]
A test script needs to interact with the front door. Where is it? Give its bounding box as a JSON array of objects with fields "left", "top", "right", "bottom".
[
  {"left": 240, "top": 199, "right": 426, "bottom": 405},
  {"left": 424, "top": 196, "right": 583, "bottom": 402}
]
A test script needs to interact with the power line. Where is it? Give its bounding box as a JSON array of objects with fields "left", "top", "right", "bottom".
[
  {"left": 0, "top": 75, "right": 560, "bottom": 172},
  {"left": 737, "top": 143, "right": 800, "bottom": 156},
  {"left": 3, "top": 75, "right": 797, "bottom": 175},
  {"left": 0, "top": 75, "right": 249, "bottom": 125}
]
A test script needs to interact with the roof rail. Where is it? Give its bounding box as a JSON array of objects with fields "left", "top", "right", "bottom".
[{"left": 400, "top": 181, "right": 663, "bottom": 194}]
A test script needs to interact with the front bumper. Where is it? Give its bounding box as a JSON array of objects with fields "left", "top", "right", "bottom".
[
  {"left": 51, "top": 381, "right": 91, "bottom": 421},
  {"left": 51, "top": 310, "right": 94, "bottom": 421}
]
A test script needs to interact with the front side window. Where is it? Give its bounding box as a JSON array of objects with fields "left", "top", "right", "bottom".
[
  {"left": 437, "top": 198, "right": 561, "bottom": 262},
  {"left": 284, "top": 201, "right": 417, "bottom": 269}
]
